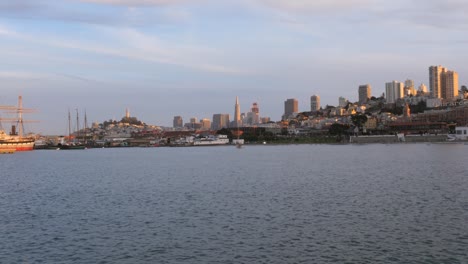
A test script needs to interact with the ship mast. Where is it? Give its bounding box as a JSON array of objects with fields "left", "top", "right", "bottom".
[
  {"left": 76, "top": 109, "right": 80, "bottom": 143},
  {"left": 68, "top": 109, "right": 72, "bottom": 140},
  {"left": 0, "top": 96, "right": 37, "bottom": 137}
]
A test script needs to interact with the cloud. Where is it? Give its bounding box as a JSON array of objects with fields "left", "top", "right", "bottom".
[
  {"left": 254, "top": 0, "right": 375, "bottom": 14},
  {"left": 78, "top": 0, "right": 190, "bottom": 6},
  {"left": 0, "top": 0, "right": 190, "bottom": 27}
]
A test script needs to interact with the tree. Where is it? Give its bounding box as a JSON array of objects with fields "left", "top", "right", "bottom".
[
  {"left": 328, "top": 123, "right": 349, "bottom": 142},
  {"left": 351, "top": 113, "right": 368, "bottom": 133}
]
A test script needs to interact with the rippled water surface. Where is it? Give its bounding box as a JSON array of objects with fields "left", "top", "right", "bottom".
[{"left": 1, "top": 144, "right": 468, "bottom": 263}]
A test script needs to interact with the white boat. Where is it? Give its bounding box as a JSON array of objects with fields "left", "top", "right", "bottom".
[{"left": 193, "top": 134, "right": 229, "bottom": 146}]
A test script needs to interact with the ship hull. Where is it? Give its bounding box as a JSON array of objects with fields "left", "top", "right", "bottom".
[{"left": 0, "top": 140, "right": 35, "bottom": 151}]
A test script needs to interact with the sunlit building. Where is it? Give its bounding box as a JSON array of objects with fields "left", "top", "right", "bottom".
[
  {"left": 283, "top": 98, "right": 298, "bottom": 120},
  {"left": 358, "top": 84, "right": 371, "bottom": 104}
]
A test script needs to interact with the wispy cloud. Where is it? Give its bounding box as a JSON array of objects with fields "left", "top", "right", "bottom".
[
  {"left": 254, "top": 0, "right": 375, "bottom": 14},
  {"left": 1, "top": 23, "right": 245, "bottom": 75},
  {"left": 78, "top": 0, "right": 193, "bottom": 6}
]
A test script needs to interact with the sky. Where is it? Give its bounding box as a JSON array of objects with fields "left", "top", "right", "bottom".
[{"left": 1, "top": 0, "right": 467, "bottom": 135}]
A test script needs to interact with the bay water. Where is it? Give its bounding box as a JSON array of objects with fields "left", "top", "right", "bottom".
[{"left": 1, "top": 144, "right": 467, "bottom": 263}]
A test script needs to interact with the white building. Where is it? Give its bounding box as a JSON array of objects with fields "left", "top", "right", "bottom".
[{"left": 385, "top": 81, "right": 404, "bottom": 104}]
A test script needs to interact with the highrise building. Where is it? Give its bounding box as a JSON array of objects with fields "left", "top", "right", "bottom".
[
  {"left": 251, "top": 102, "right": 259, "bottom": 114},
  {"left": 429, "top": 65, "right": 459, "bottom": 100},
  {"left": 173, "top": 116, "right": 183, "bottom": 128},
  {"left": 234, "top": 96, "right": 241, "bottom": 125},
  {"left": 385, "top": 81, "right": 404, "bottom": 104},
  {"left": 404, "top": 79, "right": 416, "bottom": 96},
  {"left": 244, "top": 102, "right": 260, "bottom": 125},
  {"left": 442, "top": 70, "right": 459, "bottom": 100},
  {"left": 211, "top": 114, "right": 230, "bottom": 130},
  {"left": 201, "top": 118, "right": 211, "bottom": 130},
  {"left": 418, "top": 83, "right": 428, "bottom": 94},
  {"left": 358, "top": 84, "right": 371, "bottom": 104},
  {"left": 283, "top": 98, "right": 298, "bottom": 120},
  {"left": 429, "top": 65, "right": 447, "bottom": 98},
  {"left": 338, "top": 97, "right": 348, "bottom": 107},
  {"left": 310, "top": 95, "right": 320, "bottom": 111}
]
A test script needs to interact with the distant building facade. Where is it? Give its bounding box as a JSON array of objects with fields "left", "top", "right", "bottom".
[
  {"left": 385, "top": 81, "right": 404, "bottom": 104},
  {"left": 404, "top": 79, "right": 416, "bottom": 96},
  {"left": 310, "top": 95, "right": 320, "bottom": 111},
  {"left": 244, "top": 102, "right": 260, "bottom": 125},
  {"left": 173, "top": 116, "right": 183, "bottom": 128},
  {"left": 201, "top": 118, "right": 211, "bottom": 130},
  {"left": 338, "top": 96, "right": 348, "bottom": 107},
  {"left": 442, "top": 70, "right": 459, "bottom": 100},
  {"left": 429, "top": 65, "right": 459, "bottom": 100},
  {"left": 283, "top": 98, "right": 298, "bottom": 120},
  {"left": 234, "top": 96, "right": 241, "bottom": 126},
  {"left": 358, "top": 84, "right": 371, "bottom": 104},
  {"left": 212, "top": 114, "right": 230, "bottom": 130}
]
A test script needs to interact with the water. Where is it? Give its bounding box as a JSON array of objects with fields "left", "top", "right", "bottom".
[{"left": 1, "top": 144, "right": 468, "bottom": 263}]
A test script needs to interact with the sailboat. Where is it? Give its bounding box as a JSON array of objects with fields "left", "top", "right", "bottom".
[
  {"left": 232, "top": 122, "right": 244, "bottom": 148},
  {"left": 57, "top": 109, "right": 86, "bottom": 150},
  {"left": 0, "top": 96, "right": 36, "bottom": 151}
]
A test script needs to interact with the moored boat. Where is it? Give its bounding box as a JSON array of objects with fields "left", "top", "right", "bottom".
[{"left": 0, "top": 96, "right": 36, "bottom": 151}]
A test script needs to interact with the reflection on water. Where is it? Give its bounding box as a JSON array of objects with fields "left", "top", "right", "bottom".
[{"left": 1, "top": 144, "right": 468, "bottom": 263}]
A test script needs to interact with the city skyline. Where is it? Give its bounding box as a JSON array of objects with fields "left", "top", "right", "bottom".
[{"left": 1, "top": 0, "right": 468, "bottom": 134}]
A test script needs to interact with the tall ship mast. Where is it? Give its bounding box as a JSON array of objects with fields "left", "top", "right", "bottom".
[{"left": 0, "top": 96, "right": 36, "bottom": 151}]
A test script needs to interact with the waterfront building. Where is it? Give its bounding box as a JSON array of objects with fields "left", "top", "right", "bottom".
[
  {"left": 283, "top": 98, "right": 298, "bottom": 120},
  {"left": 338, "top": 97, "right": 348, "bottom": 107},
  {"left": 310, "top": 95, "right": 320, "bottom": 111},
  {"left": 212, "top": 114, "right": 230, "bottom": 130},
  {"left": 358, "top": 84, "right": 371, "bottom": 104},
  {"left": 385, "top": 81, "right": 404, "bottom": 104},
  {"left": 261, "top": 117, "right": 270, "bottom": 123},
  {"left": 173, "top": 116, "right": 183, "bottom": 128}
]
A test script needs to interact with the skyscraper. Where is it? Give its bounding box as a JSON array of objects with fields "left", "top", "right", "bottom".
[
  {"left": 418, "top": 83, "right": 428, "bottom": 94},
  {"left": 244, "top": 102, "right": 260, "bottom": 125},
  {"left": 442, "top": 70, "right": 459, "bottom": 100},
  {"left": 358, "top": 84, "right": 371, "bottom": 104},
  {"left": 310, "top": 95, "right": 320, "bottom": 111},
  {"left": 173, "top": 116, "right": 183, "bottom": 128},
  {"left": 385, "top": 81, "right": 404, "bottom": 104},
  {"left": 283, "top": 98, "right": 298, "bottom": 120},
  {"left": 429, "top": 65, "right": 446, "bottom": 98},
  {"left": 201, "top": 118, "right": 211, "bottom": 130},
  {"left": 404, "top": 79, "right": 416, "bottom": 96},
  {"left": 211, "top": 114, "right": 230, "bottom": 130},
  {"left": 429, "top": 65, "right": 459, "bottom": 100},
  {"left": 338, "top": 97, "right": 348, "bottom": 107},
  {"left": 234, "top": 96, "right": 241, "bottom": 125}
]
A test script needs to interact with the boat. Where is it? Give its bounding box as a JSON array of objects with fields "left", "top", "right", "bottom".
[
  {"left": 0, "top": 96, "right": 35, "bottom": 151},
  {"left": 193, "top": 134, "right": 230, "bottom": 146},
  {"left": 55, "top": 110, "right": 86, "bottom": 150}
]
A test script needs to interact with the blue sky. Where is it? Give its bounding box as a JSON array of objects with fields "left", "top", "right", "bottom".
[{"left": 1, "top": 0, "right": 467, "bottom": 134}]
